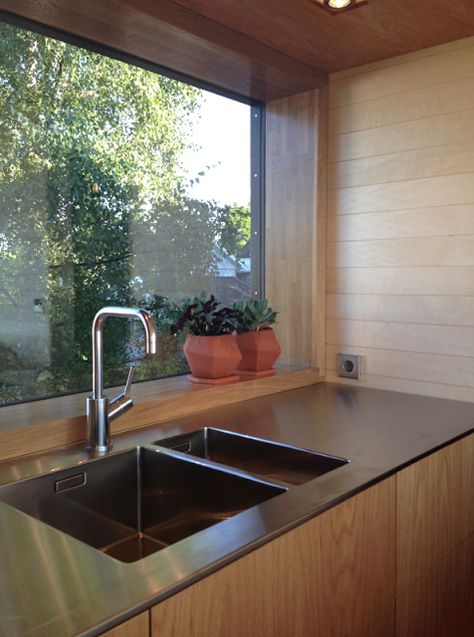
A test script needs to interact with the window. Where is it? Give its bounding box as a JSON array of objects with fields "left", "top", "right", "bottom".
[{"left": 0, "top": 19, "right": 262, "bottom": 406}]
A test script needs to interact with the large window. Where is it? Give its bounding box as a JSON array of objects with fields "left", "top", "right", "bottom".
[{"left": 0, "top": 19, "right": 261, "bottom": 406}]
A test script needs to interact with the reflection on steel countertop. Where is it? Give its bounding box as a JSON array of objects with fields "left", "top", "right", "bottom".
[{"left": 0, "top": 382, "right": 472, "bottom": 637}]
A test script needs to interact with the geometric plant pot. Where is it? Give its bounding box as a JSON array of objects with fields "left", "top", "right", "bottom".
[
  {"left": 235, "top": 328, "right": 281, "bottom": 378},
  {"left": 184, "top": 334, "right": 242, "bottom": 384}
]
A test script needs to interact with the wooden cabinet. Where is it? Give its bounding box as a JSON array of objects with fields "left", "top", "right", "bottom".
[
  {"left": 101, "top": 611, "right": 149, "bottom": 637},
  {"left": 107, "top": 433, "right": 473, "bottom": 637},
  {"left": 396, "top": 534, "right": 474, "bottom": 637},
  {"left": 151, "top": 478, "right": 396, "bottom": 637},
  {"left": 396, "top": 434, "right": 474, "bottom": 636}
]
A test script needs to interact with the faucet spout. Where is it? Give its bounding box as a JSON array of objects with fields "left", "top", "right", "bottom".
[{"left": 86, "top": 306, "right": 157, "bottom": 453}]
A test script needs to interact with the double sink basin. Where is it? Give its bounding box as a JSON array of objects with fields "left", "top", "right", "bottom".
[{"left": 0, "top": 428, "right": 348, "bottom": 563}]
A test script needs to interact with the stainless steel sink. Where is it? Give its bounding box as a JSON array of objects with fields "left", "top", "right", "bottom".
[
  {"left": 0, "top": 446, "right": 285, "bottom": 563},
  {"left": 153, "top": 428, "right": 349, "bottom": 485}
]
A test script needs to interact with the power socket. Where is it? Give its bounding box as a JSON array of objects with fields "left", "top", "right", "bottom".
[{"left": 337, "top": 353, "right": 361, "bottom": 379}]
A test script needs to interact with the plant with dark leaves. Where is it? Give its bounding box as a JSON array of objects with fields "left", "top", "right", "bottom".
[{"left": 171, "top": 294, "right": 244, "bottom": 336}]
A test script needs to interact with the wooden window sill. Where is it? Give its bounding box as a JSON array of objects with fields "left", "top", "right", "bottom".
[{"left": 0, "top": 366, "right": 323, "bottom": 463}]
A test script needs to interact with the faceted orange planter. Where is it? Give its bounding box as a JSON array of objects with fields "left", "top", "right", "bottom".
[
  {"left": 183, "top": 334, "right": 242, "bottom": 384},
  {"left": 235, "top": 329, "right": 281, "bottom": 378}
]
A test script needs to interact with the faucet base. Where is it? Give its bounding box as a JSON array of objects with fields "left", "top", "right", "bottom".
[{"left": 86, "top": 396, "right": 111, "bottom": 452}]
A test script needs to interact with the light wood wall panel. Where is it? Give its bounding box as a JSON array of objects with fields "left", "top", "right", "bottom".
[
  {"left": 328, "top": 173, "right": 474, "bottom": 215},
  {"left": 327, "top": 39, "right": 474, "bottom": 401},
  {"left": 329, "top": 107, "right": 474, "bottom": 163},
  {"left": 327, "top": 294, "right": 474, "bottom": 327},
  {"left": 328, "top": 140, "right": 474, "bottom": 190},
  {"left": 329, "top": 74, "right": 474, "bottom": 136},
  {"left": 327, "top": 205, "right": 474, "bottom": 242},
  {"left": 326, "top": 344, "right": 474, "bottom": 392},
  {"left": 329, "top": 37, "right": 474, "bottom": 107},
  {"left": 325, "top": 370, "right": 474, "bottom": 404},
  {"left": 265, "top": 89, "right": 326, "bottom": 370},
  {"left": 327, "top": 266, "right": 474, "bottom": 296},
  {"left": 326, "top": 319, "right": 474, "bottom": 359},
  {"left": 327, "top": 236, "right": 474, "bottom": 268}
]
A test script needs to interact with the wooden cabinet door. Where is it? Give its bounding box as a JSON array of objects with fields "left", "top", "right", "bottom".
[
  {"left": 151, "top": 477, "right": 396, "bottom": 637},
  {"left": 396, "top": 433, "right": 474, "bottom": 596},
  {"left": 101, "top": 611, "right": 149, "bottom": 637},
  {"left": 396, "top": 533, "right": 474, "bottom": 637}
]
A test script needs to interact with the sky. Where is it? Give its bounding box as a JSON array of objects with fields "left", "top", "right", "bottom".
[{"left": 181, "top": 91, "right": 251, "bottom": 207}]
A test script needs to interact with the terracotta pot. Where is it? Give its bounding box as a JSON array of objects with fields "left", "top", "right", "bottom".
[
  {"left": 235, "top": 329, "right": 281, "bottom": 377},
  {"left": 183, "top": 334, "right": 242, "bottom": 384}
]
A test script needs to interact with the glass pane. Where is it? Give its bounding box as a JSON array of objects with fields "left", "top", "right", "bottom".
[{"left": 0, "top": 21, "right": 256, "bottom": 406}]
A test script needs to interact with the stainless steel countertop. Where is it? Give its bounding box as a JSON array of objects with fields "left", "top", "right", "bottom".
[{"left": 0, "top": 382, "right": 472, "bottom": 637}]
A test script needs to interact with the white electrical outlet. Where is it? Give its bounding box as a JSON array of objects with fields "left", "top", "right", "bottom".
[{"left": 337, "top": 353, "right": 361, "bottom": 379}]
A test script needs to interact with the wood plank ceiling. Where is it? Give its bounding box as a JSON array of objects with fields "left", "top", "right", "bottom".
[
  {"left": 172, "top": 0, "right": 474, "bottom": 73},
  {"left": 0, "top": 0, "right": 473, "bottom": 100}
]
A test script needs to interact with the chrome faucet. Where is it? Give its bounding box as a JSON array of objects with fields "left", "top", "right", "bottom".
[{"left": 86, "top": 306, "right": 157, "bottom": 453}]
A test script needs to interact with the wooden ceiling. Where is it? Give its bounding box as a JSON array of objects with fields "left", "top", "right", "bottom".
[
  {"left": 172, "top": 0, "right": 474, "bottom": 73},
  {"left": 0, "top": 0, "right": 473, "bottom": 101}
]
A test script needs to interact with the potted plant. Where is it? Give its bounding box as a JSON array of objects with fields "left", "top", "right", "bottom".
[
  {"left": 171, "top": 294, "right": 244, "bottom": 384},
  {"left": 233, "top": 299, "right": 281, "bottom": 377}
]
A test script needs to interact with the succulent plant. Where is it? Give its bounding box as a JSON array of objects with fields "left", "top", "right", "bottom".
[
  {"left": 171, "top": 293, "right": 244, "bottom": 337},
  {"left": 233, "top": 299, "right": 278, "bottom": 333}
]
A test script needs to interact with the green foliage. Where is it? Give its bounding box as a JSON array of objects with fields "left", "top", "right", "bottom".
[
  {"left": 138, "top": 294, "right": 180, "bottom": 334},
  {"left": 0, "top": 22, "right": 252, "bottom": 405},
  {"left": 172, "top": 294, "right": 244, "bottom": 337},
  {"left": 218, "top": 204, "right": 251, "bottom": 258},
  {"left": 233, "top": 299, "right": 278, "bottom": 332}
]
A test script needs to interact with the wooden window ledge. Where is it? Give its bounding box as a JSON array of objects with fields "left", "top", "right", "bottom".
[{"left": 0, "top": 366, "right": 323, "bottom": 463}]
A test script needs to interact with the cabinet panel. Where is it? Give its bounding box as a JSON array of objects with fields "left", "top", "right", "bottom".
[
  {"left": 151, "top": 477, "right": 396, "bottom": 637},
  {"left": 101, "top": 611, "right": 149, "bottom": 637},
  {"left": 397, "top": 434, "right": 474, "bottom": 595},
  {"left": 396, "top": 533, "right": 474, "bottom": 637}
]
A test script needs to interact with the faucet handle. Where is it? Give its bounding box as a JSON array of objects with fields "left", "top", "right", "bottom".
[
  {"left": 108, "top": 366, "right": 135, "bottom": 421},
  {"left": 123, "top": 365, "right": 135, "bottom": 397}
]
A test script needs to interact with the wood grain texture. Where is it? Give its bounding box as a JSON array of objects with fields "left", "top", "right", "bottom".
[
  {"left": 314, "top": 86, "right": 328, "bottom": 373},
  {"left": 101, "top": 612, "right": 149, "bottom": 637},
  {"left": 328, "top": 236, "right": 474, "bottom": 268},
  {"left": 327, "top": 205, "right": 474, "bottom": 242},
  {"left": 327, "top": 41, "right": 474, "bottom": 402},
  {"left": 2, "top": 0, "right": 473, "bottom": 97},
  {"left": 151, "top": 478, "right": 396, "bottom": 637},
  {"left": 0, "top": 0, "right": 325, "bottom": 102},
  {"left": 329, "top": 107, "right": 474, "bottom": 163},
  {"left": 330, "top": 74, "right": 474, "bottom": 136},
  {"left": 327, "top": 294, "right": 474, "bottom": 327},
  {"left": 396, "top": 533, "right": 474, "bottom": 637},
  {"left": 396, "top": 434, "right": 474, "bottom": 596},
  {"left": 0, "top": 368, "right": 322, "bottom": 462},
  {"left": 265, "top": 90, "right": 325, "bottom": 367},
  {"left": 326, "top": 343, "right": 474, "bottom": 391},
  {"left": 328, "top": 140, "right": 474, "bottom": 190},
  {"left": 169, "top": 1, "right": 474, "bottom": 74},
  {"left": 328, "top": 173, "right": 474, "bottom": 216},
  {"left": 327, "top": 266, "right": 474, "bottom": 296},
  {"left": 327, "top": 319, "right": 474, "bottom": 358},
  {"left": 324, "top": 370, "right": 474, "bottom": 403}
]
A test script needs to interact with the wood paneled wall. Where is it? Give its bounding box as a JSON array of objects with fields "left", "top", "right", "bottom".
[
  {"left": 266, "top": 89, "right": 327, "bottom": 371},
  {"left": 326, "top": 37, "right": 474, "bottom": 402}
]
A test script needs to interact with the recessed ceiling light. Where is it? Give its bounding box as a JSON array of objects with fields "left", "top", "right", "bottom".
[
  {"left": 313, "top": 0, "right": 368, "bottom": 15},
  {"left": 327, "top": 0, "right": 352, "bottom": 8}
]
